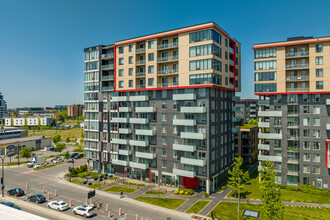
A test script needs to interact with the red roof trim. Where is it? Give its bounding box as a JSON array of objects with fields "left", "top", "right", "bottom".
[
  {"left": 253, "top": 38, "right": 330, "bottom": 49},
  {"left": 255, "top": 91, "right": 330, "bottom": 95},
  {"left": 115, "top": 84, "right": 234, "bottom": 92}
]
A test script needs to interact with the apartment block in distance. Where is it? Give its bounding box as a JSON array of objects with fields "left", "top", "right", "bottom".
[
  {"left": 235, "top": 122, "right": 258, "bottom": 165},
  {"left": 84, "top": 22, "right": 241, "bottom": 193},
  {"left": 0, "top": 92, "right": 7, "bottom": 122},
  {"left": 67, "top": 104, "right": 83, "bottom": 117},
  {"left": 254, "top": 36, "right": 330, "bottom": 188}
]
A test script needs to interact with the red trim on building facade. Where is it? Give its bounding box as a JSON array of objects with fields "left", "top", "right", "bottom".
[
  {"left": 326, "top": 143, "right": 328, "bottom": 168},
  {"left": 255, "top": 91, "right": 330, "bottom": 96},
  {"left": 253, "top": 38, "right": 330, "bottom": 49},
  {"left": 116, "top": 84, "right": 234, "bottom": 92}
]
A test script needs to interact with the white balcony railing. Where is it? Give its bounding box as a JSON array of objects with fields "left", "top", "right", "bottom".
[
  {"left": 286, "top": 64, "right": 309, "bottom": 69},
  {"left": 157, "top": 69, "right": 179, "bottom": 76},
  {"left": 157, "top": 42, "right": 178, "bottom": 50},
  {"left": 285, "top": 51, "right": 309, "bottom": 58},
  {"left": 157, "top": 55, "right": 178, "bottom": 63}
]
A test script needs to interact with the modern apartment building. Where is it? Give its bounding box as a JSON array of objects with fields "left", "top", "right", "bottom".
[
  {"left": 235, "top": 99, "right": 258, "bottom": 124},
  {"left": 4, "top": 116, "right": 53, "bottom": 127},
  {"left": 0, "top": 92, "right": 7, "bottom": 121},
  {"left": 235, "top": 123, "right": 258, "bottom": 165},
  {"left": 84, "top": 22, "right": 241, "bottom": 193},
  {"left": 254, "top": 36, "right": 330, "bottom": 188},
  {"left": 67, "top": 104, "right": 83, "bottom": 117}
]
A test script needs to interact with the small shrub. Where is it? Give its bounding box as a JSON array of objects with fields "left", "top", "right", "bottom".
[
  {"left": 185, "top": 192, "right": 188, "bottom": 195},
  {"left": 204, "top": 192, "right": 209, "bottom": 197},
  {"left": 174, "top": 189, "right": 179, "bottom": 194},
  {"left": 180, "top": 190, "right": 184, "bottom": 195}
]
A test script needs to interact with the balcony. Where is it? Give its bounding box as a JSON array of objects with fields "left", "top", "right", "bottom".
[
  {"left": 230, "top": 71, "right": 235, "bottom": 78},
  {"left": 102, "top": 86, "right": 114, "bottom": 92},
  {"left": 258, "top": 122, "right": 270, "bottom": 128},
  {"left": 173, "top": 144, "right": 196, "bottom": 152},
  {"left": 258, "top": 133, "right": 282, "bottom": 140},
  {"left": 135, "top": 106, "right": 155, "bottom": 113},
  {"left": 180, "top": 132, "right": 206, "bottom": 140},
  {"left": 119, "top": 128, "right": 132, "bottom": 134},
  {"left": 135, "top": 129, "right": 156, "bottom": 136},
  {"left": 229, "top": 47, "right": 234, "bottom": 54},
  {"left": 129, "top": 95, "right": 149, "bottom": 101},
  {"left": 258, "top": 144, "right": 270, "bottom": 150},
  {"left": 101, "top": 64, "right": 114, "bottom": 70},
  {"left": 101, "top": 53, "right": 114, "bottom": 59},
  {"left": 118, "top": 149, "right": 132, "bottom": 156},
  {"left": 157, "top": 42, "right": 178, "bottom": 50},
  {"left": 129, "top": 162, "right": 149, "bottom": 170},
  {"left": 286, "top": 76, "right": 309, "bottom": 82},
  {"left": 258, "top": 111, "right": 282, "bottom": 117},
  {"left": 136, "top": 72, "right": 146, "bottom": 78},
  {"left": 129, "top": 118, "right": 149, "bottom": 124},
  {"left": 258, "top": 155, "right": 282, "bottom": 162},
  {"left": 258, "top": 100, "right": 269, "bottom": 106},
  {"left": 180, "top": 106, "right": 206, "bottom": 113},
  {"left": 173, "top": 94, "right": 196, "bottom": 101},
  {"left": 232, "top": 127, "right": 240, "bottom": 133},
  {"left": 118, "top": 107, "right": 131, "bottom": 112},
  {"left": 111, "top": 117, "right": 129, "bottom": 123},
  {"left": 157, "top": 83, "right": 178, "bottom": 88},
  {"left": 157, "top": 55, "right": 178, "bottom": 63},
  {"left": 173, "top": 169, "right": 196, "bottom": 178},
  {"left": 232, "top": 106, "right": 241, "bottom": 112},
  {"left": 135, "top": 152, "right": 156, "bottom": 159},
  {"left": 136, "top": 60, "right": 146, "bottom": 66},
  {"left": 230, "top": 60, "right": 234, "bottom": 66},
  {"left": 181, "top": 157, "right": 206, "bottom": 167},
  {"left": 173, "top": 119, "right": 196, "bottom": 126},
  {"left": 111, "top": 138, "right": 129, "bottom": 145},
  {"left": 136, "top": 85, "right": 146, "bottom": 89},
  {"left": 286, "top": 64, "right": 309, "bottom": 70},
  {"left": 102, "top": 75, "right": 114, "bottom": 81},
  {"left": 112, "top": 159, "right": 129, "bottom": 166},
  {"left": 136, "top": 48, "right": 146, "bottom": 54},
  {"left": 157, "top": 69, "right": 179, "bottom": 76},
  {"left": 232, "top": 117, "right": 241, "bottom": 123},
  {"left": 129, "top": 140, "right": 149, "bottom": 147},
  {"left": 286, "top": 51, "right": 309, "bottom": 58},
  {"left": 111, "top": 96, "right": 128, "bottom": 102},
  {"left": 286, "top": 87, "right": 309, "bottom": 92}
]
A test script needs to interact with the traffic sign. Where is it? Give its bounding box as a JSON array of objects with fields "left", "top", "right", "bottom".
[{"left": 6, "top": 145, "right": 15, "bottom": 157}]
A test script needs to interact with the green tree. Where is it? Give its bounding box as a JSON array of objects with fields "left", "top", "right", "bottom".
[
  {"left": 243, "top": 170, "right": 250, "bottom": 185},
  {"left": 63, "top": 151, "right": 70, "bottom": 161},
  {"left": 52, "top": 134, "right": 61, "bottom": 143},
  {"left": 259, "top": 160, "right": 285, "bottom": 220},
  {"left": 66, "top": 137, "right": 70, "bottom": 143},
  {"left": 59, "top": 110, "right": 69, "bottom": 120},
  {"left": 55, "top": 143, "right": 66, "bottom": 153},
  {"left": 228, "top": 157, "right": 249, "bottom": 197},
  {"left": 20, "top": 147, "right": 32, "bottom": 162}
]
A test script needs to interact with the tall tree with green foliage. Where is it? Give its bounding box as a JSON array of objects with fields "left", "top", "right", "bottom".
[
  {"left": 228, "top": 157, "right": 249, "bottom": 197},
  {"left": 259, "top": 160, "right": 285, "bottom": 220},
  {"left": 20, "top": 147, "right": 32, "bottom": 161},
  {"left": 63, "top": 151, "right": 70, "bottom": 161},
  {"left": 52, "top": 134, "right": 61, "bottom": 143},
  {"left": 55, "top": 143, "right": 66, "bottom": 153},
  {"left": 66, "top": 137, "right": 70, "bottom": 143}
]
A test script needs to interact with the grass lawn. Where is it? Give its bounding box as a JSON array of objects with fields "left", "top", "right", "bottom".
[
  {"left": 103, "top": 186, "right": 138, "bottom": 193},
  {"left": 67, "top": 179, "right": 84, "bottom": 185},
  {"left": 59, "top": 121, "right": 82, "bottom": 126},
  {"left": 230, "top": 170, "right": 330, "bottom": 204},
  {"left": 29, "top": 128, "right": 83, "bottom": 139},
  {"left": 88, "top": 183, "right": 105, "bottom": 189},
  {"left": 134, "top": 197, "right": 187, "bottom": 210},
  {"left": 145, "top": 190, "right": 167, "bottom": 195},
  {"left": 185, "top": 200, "right": 210, "bottom": 214},
  {"left": 1, "top": 161, "right": 28, "bottom": 166},
  {"left": 208, "top": 201, "right": 330, "bottom": 220},
  {"left": 33, "top": 162, "right": 65, "bottom": 170}
]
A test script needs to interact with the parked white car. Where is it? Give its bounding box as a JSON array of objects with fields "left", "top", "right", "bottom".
[
  {"left": 72, "top": 205, "right": 94, "bottom": 217},
  {"left": 47, "top": 200, "right": 69, "bottom": 211},
  {"left": 51, "top": 157, "right": 63, "bottom": 164}
]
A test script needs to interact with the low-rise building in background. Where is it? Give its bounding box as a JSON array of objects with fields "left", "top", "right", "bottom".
[
  {"left": 235, "top": 99, "right": 258, "bottom": 124},
  {"left": 4, "top": 116, "right": 53, "bottom": 127},
  {"left": 0, "top": 127, "right": 28, "bottom": 140},
  {"left": 67, "top": 104, "right": 83, "bottom": 117}
]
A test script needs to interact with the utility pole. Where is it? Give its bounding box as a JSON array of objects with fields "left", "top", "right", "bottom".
[
  {"left": 238, "top": 177, "right": 240, "bottom": 220},
  {"left": 17, "top": 141, "right": 20, "bottom": 167},
  {"left": 1, "top": 155, "right": 6, "bottom": 197}
]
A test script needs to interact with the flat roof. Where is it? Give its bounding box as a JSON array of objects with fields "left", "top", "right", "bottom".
[
  {"left": 0, "top": 136, "right": 51, "bottom": 145},
  {"left": 253, "top": 36, "right": 330, "bottom": 49}
]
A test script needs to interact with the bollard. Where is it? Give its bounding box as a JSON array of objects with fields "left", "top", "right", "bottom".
[
  {"left": 136, "top": 214, "right": 139, "bottom": 220},
  {"left": 108, "top": 210, "right": 111, "bottom": 218},
  {"left": 119, "top": 208, "right": 122, "bottom": 216},
  {"left": 106, "top": 204, "right": 109, "bottom": 211},
  {"left": 25, "top": 188, "right": 28, "bottom": 194},
  {"left": 125, "top": 214, "right": 127, "bottom": 219},
  {"left": 85, "top": 198, "right": 88, "bottom": 205},
  {"left": 43, "top": 187, "right": 45, "bottom": 193},
  {"left": 69, "top": 200, "right": 72, "bottom": 207},
  {"left": 48, "top": 192, "right": 50, "bottom": 200},
  {"left": 54, "top": 190, "right": 57, "bottom": 196}
]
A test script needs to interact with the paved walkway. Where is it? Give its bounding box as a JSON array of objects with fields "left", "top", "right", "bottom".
[{"left": 199, "top": 188, "right": 232, "bottom": 216}]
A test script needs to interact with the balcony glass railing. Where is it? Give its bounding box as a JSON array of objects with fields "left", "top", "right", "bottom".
[
  {"left": 102, "top": 86, "right": 114, "bottom": 91},
  {"left": 157, "top": 55, "right": 178, "bottom": 63},
  {"left": 136, "top": 84, "right": 146, "bottom": 89},
  {"left": 101, "top": 53, "right": 114, "bottom": 59},
  {"left": 286, "top": 87, "right": 309, "bottom": 92},
  {"left": 102, "top": 75, "right": 114, "bottom": 80},
  {"left": 136, "top": 72, "right": 146, "bottom": 77},
  {"left": 229, "top": 47, "right": 234, "bottom": 54},
  {"left": 157, "top": 42, "right": 179, "bottom": 50},
  {"left": 157, "top": 82, "right": 178, "bottom": 88},
  {"left": 286, "top": 64, "right": 309, "bottom": 69},
  {"left": 286, "top": 76, "right": 309, "bottom": 81},
  {"left": 286, "top": 51, "right": 309, "bottom": 58},
  {"left": 136, "top": 60, "right": 146, "bottom": 65},
  {"left": 157, "top": 69, "right": 179, "bottom": 76},
  {"left": 136, "top": 48, "right": 146, "bottom": 54},
  {"left": 101, "top": 64, "right": 114, "bottom": 70}
]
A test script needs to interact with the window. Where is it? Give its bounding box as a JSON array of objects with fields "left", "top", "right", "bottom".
[
  {"left": 162, "top": 113, "right": 167, "bottom": 121},
  {"left": 316, "top": 81, "right": 323, "bottom": 89},
  {"left": 148, "top": 53, "right": 154, "bottom": 61},
  {"left": 316, "top": 69, "right": 323, "bottom": 77},
  {"left": 313, "top": 130, "right": 321, "bottom": 138},
  {"left": 255, "top": 83, "right": 277, "bottom": 92},
  {"left": 119, "top": 81, "right": 124, "bottom": 88},
  {"left": 173, "top": 38, "right": 178, "bottom": 46},
  {"left": 313, "top": 106, "right": 320, "bottom": 114},
  {"left": 303, "top": 153, "right": 310, "bottom": 161},
  {"left": 255, "top": 72, "right": 276, "bottom": 81},
  {"left": 148, "top": 40, "right": 154, "bottom": 49},
  {"left": 316, "top": 56, "right": 323, "bottom": 65},
  {"left": 255, "top": 60, "right": 277, "bottom": 70},
  {"left": 189, "top": 30, "right": 213, "bottom": 43},
  {"left": 161, "top": 101, "right": 166, "bottom": 109},
  {"left": 313, "top": 153, "right": 320, "bottom": 162},
  {"left": 189, "top": 44, "right": 211, "bottom": 57},
  {"left": 189, "top": 73, "right": 221, "bottom": 85},
  {"left": 303, "top": 118, "right": 310, "bottom": 126},
  {"left": 129, "top": 80, "right": 133, "bottom": 88},
  {"left": 148, "top": 65, "right": 154, "bottom": 74},
  {"left": 303, "top": 94, "right": 309, "bottom": 102},
  {"left": 313, "top": 142, "right": 320, "bottom": 150},
  {"left": 316, "top": 44, "right": 323, "bottom": 53},
  {"left": 129, "top": 56, "right": 133, "bottom": 64},
  {"left": 313, "top": 118, "right": 320, "bottom": 126},
  {"left": 148, "top": 78, "right": 154, "bottom": 86},
  {"left": 162, "top": 160, "right": 167, "bottom": 168},
  {"left": 303, "top": 141, "right": 310, "bottom": 149},
  {"left": 313, "top": 166, "right": 320, "bottom": 174},
  {"left": 129, "top": 68, "right": 133, "bottom": 76},
  {"left": 119, "top": 58, "right": 124, "bottom": 65},
  {"left": 313, "top": 94, "right": 320, "bottom": 102},
  {"left": 189, "top": 59, "right": 221, "bottom": 71},
  {"left": 303, "top": 165, "right": 310, "bottom": 173},
  {"left": 129, "top": 45, "right": 133, "bottom": 52},
  {"left": 119, "top": 69, "right": 124, "bottom": 77},
  {"left": 162, "top": 90, "right": 167, "bottom": 98},
  {"left": 161, "top": 137, "right": 167, "bottom": 145},
  {"left": 119, "top": 46, "right": 124, "bottom": 54},
  {"left": 225, "top": 38, "right": 228, "bottom": 47},
  {"left": 303, "top": 130, "right": 310, "bottom": 137},
  {"left": 255, "top": 49, "right": 277, "bottom": 59}
]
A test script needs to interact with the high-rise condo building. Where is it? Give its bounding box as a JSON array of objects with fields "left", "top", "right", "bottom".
[
  {"left": 254, "top": 36, "right": 330, "bottom": 188},
  {"left": 84, "top": 22, "right": 241, "bottom": 193},
  {"left": 0, "top": 92, "right": 7, "bottom": 122}
]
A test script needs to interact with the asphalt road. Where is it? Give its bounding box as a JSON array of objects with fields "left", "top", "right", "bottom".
[{"left": 2, "top": 161, "right": 192, "bottom": 220}]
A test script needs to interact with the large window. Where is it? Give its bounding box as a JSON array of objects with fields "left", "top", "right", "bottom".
[
  {"left": 316, "top": 81, "right": 323, "bottom": 89},
  {"left": 255, "top": 83, "right": 277, "bottom": 92},
  {"left": 316, "top": 56, "right": 323, "bottom": 65},
  {"left": 189, "top": 73, "right": 222, "bottom": 85},
  {"left": 255, "top": 72, "right": 276, "bottom": 81},
  {"left": 316, "top": 44, "right": 323, "bottom": 53},
  {"left": 189, "top": 30, "right": 221, "bottom": 44},
  {"left": 84, "top": 82, "right": 99, "bottom": 92},
  {"left": 255, "top": 60, "right": 276, "bottom": 70},
  {"left": 254, "top": 49, "right": 276, "bottom": 59},
  {"left": 189, "top": 59, "right": 222, "bottom": 71},
  {"left": 84, "top": 61, "right": 99, "bottom": 71},
  {"left": 189, "top": 44, "right": 221, "bottom": 58},
  {"left": 84, "top": 48, "right": 99, "bottom": 61},
  {"left": 316, "top": 69, "right": 323, "bottom": 77},
  {"left": 84, "top": 71, "right": 99, "bottom": 81}
]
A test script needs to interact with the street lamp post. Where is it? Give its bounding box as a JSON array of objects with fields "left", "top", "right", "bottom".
[
  {"left": 0, "top": 155, "right": 6, "bottom": 197},
  {"left": 17, "top": 141, "right": 20, "bottom": 167}
]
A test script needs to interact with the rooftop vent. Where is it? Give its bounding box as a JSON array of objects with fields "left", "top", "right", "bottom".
[{"left": 287, "top": 36, "right": 314, "bottom": 41}]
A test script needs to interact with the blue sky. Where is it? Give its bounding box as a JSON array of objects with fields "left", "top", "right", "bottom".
[{"left": 1, "top": 0, "right": 330, "bottom": 108}]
